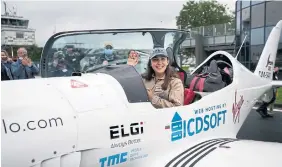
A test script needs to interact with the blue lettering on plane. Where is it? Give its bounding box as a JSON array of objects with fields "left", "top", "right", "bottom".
[
  {"left": 171, "top": 110, "right": 227, "bottom": 142},
  {"left": 99, "top": 149, "right": 148, "bottom": 166},
  {"left": 99, "top": 152, "right": 127, "bottom": 167}
]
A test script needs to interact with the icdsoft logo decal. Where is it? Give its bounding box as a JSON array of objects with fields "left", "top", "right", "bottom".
[{"left": 166, "top": 104, "right": 227, "bottom": 142}]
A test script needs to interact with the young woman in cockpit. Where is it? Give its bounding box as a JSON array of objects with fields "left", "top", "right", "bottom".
[{"left": 141, "top": 47, "right": 184, "bottom": 108}]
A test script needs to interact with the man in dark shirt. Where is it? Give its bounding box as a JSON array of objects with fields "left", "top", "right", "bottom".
[
  {"left": 256, "top": 67, "right": 279, "bottom": 118},
  {"left": 1, "top": 63, "right": 10, "bottom": 80}
]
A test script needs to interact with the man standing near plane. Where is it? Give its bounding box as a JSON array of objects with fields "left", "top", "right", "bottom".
[
  {"left": 256, "top": 67, "right": 279, "bottom": 118},
  {"left": 268, "top": 67, "right": 279, "bottom": 114}
]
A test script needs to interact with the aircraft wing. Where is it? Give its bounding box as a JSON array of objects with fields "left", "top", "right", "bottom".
[
  {"left": 272, "top": 80, "right": 282, "bottom": 88},
  {"left": 151, "top": 138, "right": 282, "bottom": 167}
]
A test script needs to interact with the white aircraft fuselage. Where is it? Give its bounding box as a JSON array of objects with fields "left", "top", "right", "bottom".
[{"left": 2, "top": 20, "right": 282, "bottom": 167}]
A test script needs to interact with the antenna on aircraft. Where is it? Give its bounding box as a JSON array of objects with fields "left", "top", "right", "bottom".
[
  {"left": 3, "top": 1, "right": 8, "bottom": 15},
  {"left": 235, "top": 35, "right": 247, "bottom": 60}
]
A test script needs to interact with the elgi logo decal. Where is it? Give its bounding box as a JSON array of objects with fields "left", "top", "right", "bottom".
[{"left": 110, "top": 122, "right": 144, "bottom": 139}]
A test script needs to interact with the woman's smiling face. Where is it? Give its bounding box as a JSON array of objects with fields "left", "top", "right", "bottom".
[{"left": 151, "top": 55, "right": 169, "bottom": 75}]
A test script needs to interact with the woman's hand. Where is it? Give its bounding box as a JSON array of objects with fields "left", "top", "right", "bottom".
[
  {"left": 103, "top": 60, "right": 108, "bottom": 65},
  {"left": 127, "top": 51, "right": 139, "bottom": 66},
  {"left": 127, "top": 58, "right": 138, "bottom": 66},
  {"left": 147, "top": 89, "right": 153, "bottom": 101}
]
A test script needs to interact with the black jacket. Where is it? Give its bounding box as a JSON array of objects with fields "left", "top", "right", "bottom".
[
  {"left": 1, "top": 63, "right": 10, "bottom": 80},
  {"left": 273, "top": 71, "right": 278, "bottom": 81}
]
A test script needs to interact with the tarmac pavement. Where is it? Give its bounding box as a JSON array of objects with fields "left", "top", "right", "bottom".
[{"left": 237, "top": 109, "right": 282, "bottom": 143}]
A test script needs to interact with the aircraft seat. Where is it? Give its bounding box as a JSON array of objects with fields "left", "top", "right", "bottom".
[
  {"left": 178, "top": 71, "right": 196, "bottom": 105},
  {"left": 221, "top": 67, "right": 233, "bottom": 85},
  {"left": 178, "top": 71, "right": 185, "bottom": 83},
  {"left": 184, "top": 88, "right": 195, "bottom": 105}
]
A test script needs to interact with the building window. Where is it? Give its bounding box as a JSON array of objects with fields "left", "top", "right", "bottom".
[
  {"left": 265, "top": 1, "right": 282, "bottom": 26},
  {"left": 242, "top": 7, "right": 250, "bottom": 22},
  {"left": 265, "top": 26, "right": 282, "bottom": 43},
  {"left": 250, "top": 62, "right": 257, "bottom": 72},
  {"left": 239, "top": 45, "right": 250, "bottom": 62},
  {"left": 251, "top": 27, "right": 264, "bottom": 45},
  {"left": 241, "top": 7, "right": 250, "bottom": 43},
  {"left": 241, "top": 30, "right": 250, "bottom": 44},
  {"left": 251, "top": 1, "right": 264, "bottom": 6},
  {"left": 242, "top": 0, "right": 250, "bottom": 8},
  {"left": 243, "top": 62, "right": 250, "bottom": 69},
  {"left": 276, "top": 44, "right": 282, "bottom": 64},
  {"left": 251, "top": 3, "right": 265, "bottom": 28},
  {"left": 236, "top": 1, "right": 241, "bottom": 11},
  {"left": 1, "top": 18, "right": 8, "bottom": 25},
  {"left": 250, "top": 45, "right": 264, "bottom": 63},
  {"left": 16, "top": 32, "right": 24, "bottom": 38},
  {"left": 236, "top": 11, "right": 241, "bottom": 35}
]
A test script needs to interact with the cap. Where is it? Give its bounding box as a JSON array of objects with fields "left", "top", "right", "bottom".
[
  {"left": 150, "top": 47, "right": 168, "bottom": 59},
  {"left": 104, "top": 42, "right": 113, "bottom": 47}
]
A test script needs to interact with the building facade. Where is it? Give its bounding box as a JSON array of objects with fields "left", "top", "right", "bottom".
[{"left": 235, "top": 0, "right": 282, "bottom": 71}]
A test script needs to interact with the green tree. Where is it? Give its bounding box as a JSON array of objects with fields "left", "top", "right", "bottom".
[
  {"left": 230, "top": 11, "right": 235, "bottom": 27},
  {"left": 176, "top": 0, "right": 233, "bottom": 29},
  {"left": 1, "top": 44, "right": 42, "bottom": 62},
  {"left": 27, "top": 44, "right": 42, "bottom": 61}
]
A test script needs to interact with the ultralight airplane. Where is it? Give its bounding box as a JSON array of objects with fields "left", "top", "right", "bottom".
[{"left": 2, "top": 20, "right": 282, "bottom": 167}]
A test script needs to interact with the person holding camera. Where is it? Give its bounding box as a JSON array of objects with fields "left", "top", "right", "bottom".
[
  {"left": 11, "top": 47, "right": 39, "bottom": 79},
  {"left": 50, "top": 50, "right": 73, "bottom": 77}
]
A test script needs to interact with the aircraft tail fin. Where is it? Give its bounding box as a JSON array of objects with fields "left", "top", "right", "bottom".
[{"left": 254, "top": 20, "right": 282, "bottom": 81}]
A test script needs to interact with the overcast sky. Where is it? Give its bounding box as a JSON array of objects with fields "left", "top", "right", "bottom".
[{"left": 2, "top": 0, "right": 236, "bottom": 47}]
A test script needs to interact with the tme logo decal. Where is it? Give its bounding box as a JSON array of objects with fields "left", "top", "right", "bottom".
[
  {"left": 99, "top": 148, "right": 148, "bottom": 167},
  {"left": 232, "top": 90, "right": 244, "bottom": 124},
  {"left": 110, "top": 122, "right": 144, "bottom": 139},
  {"left": 99, "top": 152, "right": 128, "bottom": 167}
]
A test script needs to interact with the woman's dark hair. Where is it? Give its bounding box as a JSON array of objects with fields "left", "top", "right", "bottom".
[{"left": 142, "top": 58, "right": 179, "bottom": 90}]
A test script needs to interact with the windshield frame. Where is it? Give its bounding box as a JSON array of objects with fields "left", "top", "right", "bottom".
[{"left": 40, "top": 28, "right": 189, "bottom": 78}]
